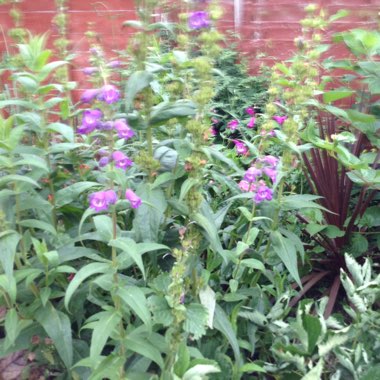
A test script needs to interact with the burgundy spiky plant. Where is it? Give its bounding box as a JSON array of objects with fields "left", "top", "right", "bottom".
[{"left": 291, "top": 112, "right": 378, "bottom": 317}]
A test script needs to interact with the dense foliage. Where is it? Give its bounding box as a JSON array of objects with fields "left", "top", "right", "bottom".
[{"left": 0, "top": 1, "right": 379, "bottom": 379}]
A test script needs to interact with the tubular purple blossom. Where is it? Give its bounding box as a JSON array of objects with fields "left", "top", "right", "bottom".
[
  {"left": 98, "top": 157, "right": 110, "bottom": 168},
  {"left": 254, "top": 185, "right": 273, "bottom": 203},
  {"left": 89, "top": 189, "right": 118, "bottom": 212},
  {"left": 80, "top": 89, "right": 100, "bottom": 103},
  {"left": 247, "top": 117, "right": 256, "bottom": 128},
  {"left": 233, "top": 140, "right": 248, "bottom": 155},
  {"left": 125, "top": 189, "right": 142, "bottom": 209},
  {"left": 114, "top": 119, "right": 135, "bottom": 140},
  {"left": 188, "top": 11, "right": 210, "bottom": 30},
  {"left": 227, "top": 119, "right": 239, "bottom": 131},
  {"left": 83, "top": 67, "right": 98, "bottom": 75},
  {"left": 245, "top": 107, "right": 255, "bottom": 116},
  {"left": 77, "top": 109, "right": 103, "bottom": 134},
  {"left": 273, "top": 115, "right": 287, "bottom": 125},
  {"left": 244, "top": 167, "right": 262, "bottom": 182},
  {"left": 112, "top": 151, "right": 133, "bottom": 170},
  {"left": 98, "top": 84, "right": 120, "bottom": 104}
]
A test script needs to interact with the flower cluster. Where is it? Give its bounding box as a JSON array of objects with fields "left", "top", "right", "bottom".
[
  {"left": 89, "top": 188, "right": 141, "bottom": 212},
  {"left": 238, "top": 155, "right": 279, "bottom": 204}
]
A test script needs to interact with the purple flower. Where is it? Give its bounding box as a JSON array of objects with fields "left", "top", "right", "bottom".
[
  {"left": 188, "top": 11, "right": 210, "bottom": 30},
  {"left": 98, "top": 121, "right": 115, "bottom": 130},
  {"left": 233, "top": 140, "right": 248, "bottom": 155},
  {"left": 114, "top": 119, "right": 135, "bottom": 140},
  {"left": 107, "top": 60, "right": 121, "bottom": 68},
  {"left": 98, "top": 157, "right": 110, "bottom": 167},
  {"left": 77, "top": 109, "right": 103, "bottom": 134},
  {"left": 80, "top": 89, "right": 100, "bottom": 103},
  {"left": 227, "top": 119, "right": 239, "bottom": 131},
  {"left": 262, "top": 155, "right": 279, "bottom": 168},
  {"left": 98, "top": 84, "right": 120, "bottom": 104},
  {"left": 246, "top": 107, "right": 255, "bottom": 116},
  {"left": 247, "top": 117, "right": 256, "bottom": 129},
  {"left": 254, "top": 185, "right": 273, "bottom": 203},
  {"left": 273, "top": 115, "right": 287, "bottom": 125},
  {"left": 125, "top": 189, "right": 142, "bottom": 209},
  {"left": 263, "top": 167, "right": 277, "bottom": 183},
  {"left": 244, "top": 167, "right": 262, "bottom": 182},
  {"left": 89, "top": 189, "right": 118, "bottom": 212},
  {"left": 238, "top": 180, "right": 256, "bottom": 192},
  {"left": 83, "top": 67, "right": 99, "bottom": 75},
  {"left": 210, "top": 127, "right": 218, "bottom": 136},
  {"left": 112, "top": 151, "right": 133, "bottom": 170}
]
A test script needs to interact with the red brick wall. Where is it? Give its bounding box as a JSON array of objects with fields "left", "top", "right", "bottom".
[{"left": 0, "top": 0, "right": 379, "bottom": 86}]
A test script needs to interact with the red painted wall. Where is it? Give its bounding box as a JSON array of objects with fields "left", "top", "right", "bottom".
[{"left": 0, "top": 0, "right": 379, "bottom": 89}]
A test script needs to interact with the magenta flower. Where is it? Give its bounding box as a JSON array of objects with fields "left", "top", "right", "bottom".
[
  {"left": 263, "top": 167, "right": 277, "bottom": 183},
  {"left": 246, "top": 107, "right": 255, "bottom": 116},
  {"left": 81, "top": 89, "right": 100, "bottom": 103},
  {"left": 125, "top": 189, "right": 142, "bottom": 209},
  {"left": 112, "top": 151, "right": 133, "bottom": 170},
  {"left": 89, "top": 189, "right": 118, "bottom": 212},
  {"left": 244, "top": 167, "right": 262, "bottom": 182},
  {"left": 77, "top": 109, "right": 103, "bottom": 134},
  {"left": 260, "top": 129, "right": 275, "bottom": 137},
  {"left": 98, "top": 84, "right": 120, "bottom": 104},
  {"left": 227, "top": 119, "right": 239, "bottom": 131},
  {"left": 262, "top": 155, "right": 279, "bottom": 168},
  {"left": 247, "top": 117, "right": 256, "bottom": 129},
  {"left": 83, "top": 67, "right": 98, "bottom": 75},
  {"left": 114, "top": 119, "right": 135, "bottom": 140},
  {"left": 254, "top": 185, "right": 273, "bottom": 203},
  {"left": 238, "top": 180, "right": 256, "bottom": 192},
  {"left": 273, "top": 115, "right": 287, "bottom": 125},
  {"left": 210, "top": 127, "right": 218, "bottom": 136},
  {"left": 188, "top": 11, "right": 210, "bottom": 30},
  {"left": 211, "top": 117, "right": 219, "bottom": 124},
  {"left": 233, "top": 140, "right": 248, "bottom": 155}
]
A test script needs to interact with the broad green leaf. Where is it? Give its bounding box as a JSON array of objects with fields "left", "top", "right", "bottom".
[
  {"left": 35, "top": 303, "right": 73, "bottom": 369},
  {"left": 49, "top": 142, "right": 87, "bottom": 153},
  {"left": 0, "top": 231, "right": 20, "bottom": 277},
  {"left": 125, "top": 70, "right": 154, "bottom": 109},
  {"left": 93, "top": 215, "right": 114, "bottom": 242},
  {"left": 124, "top": 334, "right": 164, "bottom": 369},
  {"left": 18, "top": 219, "right": 57, "bottom": 236},
  {"left": 214, "top": 304, "right": 241, "bottom": 365},
  {"left": 301, "top": 359, "right": 324, "bottom": 380},
  {"left": 64, "top": 262, "right": 111, "bottom": 309},
  {"left": 150, "top": 100, "right": 197, "bottom": 126},
  {"left": 240, "top": 259, "right": 265, "bottom": 272},
  {"left": 0, "top": 275, "right": 17, "bottom": 304},
  {"left": 282, "top": 194, "right": 331, "bottom": 213},
  {"left": 240, "top": 362, "right": 266, "bottom": 374},
  {"left": 270, "top": 231, "right": 302, "bottom": 287},
  {"left": 4, "top": 308, "right": 19, "bottom": 348},
  {"left": 183, "top": 364, "right": 220, "bottom": 379},
  {"left": 183, "top": 303, "right": 208, "bottom": 339},
  {"left": 109, "top": 238, "right": 145, "bottom": 279},
  {"left": 47, "top": 122, "right": 74, "bottom": 142},
  {"left": 15, "top": 154, "right": 49, "bottom": 171},
  {"left": 303, "top": 314, "right": 321, "bottom": 354},
  {"left": 323, "top": 90, "right": 353, "bottom": 103},
  {"left": 87, "top": 310, "right": 121, "bottom": 359},
  {"left": 0, "top": 99, "right": 38, "bottom": 110},
  {"left": 179, "top": 178, "right": 199, "bottom": 202},
  {"left": 0, "top": 174, "right": 40, "bottom": 188},
  {"left": 117, "top": 286, "right": 151, "bottom": 327},
  {"left": 199, "top": 286, "right": 216, "bottom": 329},
  {"left": 174, "top": 342, "right": 190, "bottom": 377},
  {"left": 55, "top": 181, "right": 99, "bottom": 208}
]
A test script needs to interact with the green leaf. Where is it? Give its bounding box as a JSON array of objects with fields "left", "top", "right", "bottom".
[
  {"left": 47, "top": 122, "right": 74, "bottom": 142},
  {"left": 55, "top": 181, "right": 99, "bottom": 208},
  {"left": 18, "top": 219, "right": 57, "bottom": 236},
  {"left": 117, "top": 287, "right": 151, "bottom": 327},
  {"left": 179, "top": 178, "right": 199, "bottom": 202},
  {"left": 183, "top": 303, "right": 208, "bottom": 340},
  {"left": 109, "top": 238, "right": 145, "bottom": 279},
  {"left": 301, "top": 359, "right": 323, "bottom": 380},
  {"left": 125, "top": 70, "right": 154, "bottom": 110},
  {"left": 240, "top": 362, "right": 266, "bottom": 374},
  {"left": 0, "top": 231, "right": 20, "bottom": 277},
  {"left": 183, "top": 364, "right": 220, "bottom": 379},
  {"left": 240, "top": 259, "right": 265, "bottom": 272},
  {"left": 64, "top": 262, "right": 110, "bottom": 309},
  {"left": 49, "top": 142, "right": 87, "bottom": 153},
  {"left": 149, "top": 100, "right": 197, "bottom": 126},
  {"left": 282, "top": 194, "right": 331, "bottom": 213},
  {"left": 15, "top": 154, "right": 49, "bottom": 172},
  {"left": 93, "top": 215, "right": 113, "bottom": 242},
  {"left": 4, "top": 308, "right": 19, "bottom": 348},
  {"left": 303, "top": 315, "right": 321, "bottom": 354},
  {"left": 133, "top": 184, "right": 167, "bottom": 243},
  {"left": 35, "top": 303, "right": 73, "bottom": 369},
  {"left": 214, "top": 304, "right": 241, "bottom": 365},
  {"left": 174, "top": 342, "right": 190, "bottom": 377},
  {"left": 270, "top": 231, "right": 302, "bottom": 287},
  {"left": 199, "top": 286, "right": 216, "bottom": 329},
  {"left": 323, "top": 90, "right": 353, "bottom": 103},
  {"left": 87, "top": 310, "right": 121, "bottom": 359},
  {"left": 124, "top": 334, "right": 164, "bottom": 369},
  {"left": 0, "top": 174, "right": 40, "bottom": 188}
]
